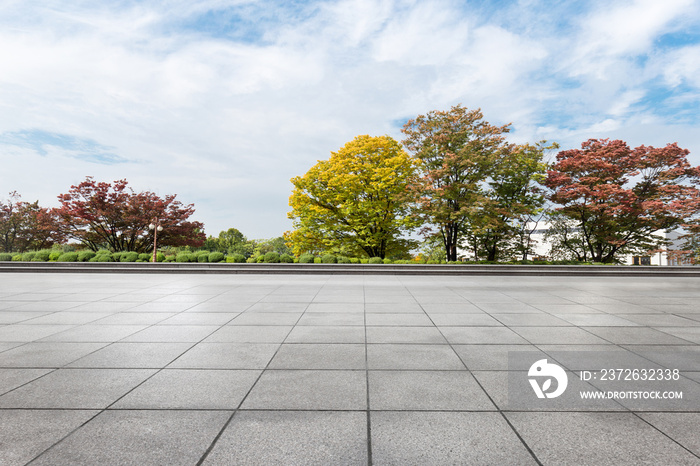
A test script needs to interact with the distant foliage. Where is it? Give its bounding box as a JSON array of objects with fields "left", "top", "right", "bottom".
[
  {"left": 57, "top": 252, "right": 79, "bottom": 262},
  {"left": 263, "top": 251, "right": 280, "bottom": 263},
  {"left": 321, "top": 254, "right": 337, "bottom": 263},
  {"left": 78, "top": 251, "right": 96, "bottom": 262},
  {"left": 208, "top": 252, "right": 224, "bottom": 263},
  {"left": 298, "top": 253, "right": 315, "bottom": 263}
]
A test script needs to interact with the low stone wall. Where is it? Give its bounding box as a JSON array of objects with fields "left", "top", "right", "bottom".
[{"left": 1, "top": 261, "right": 700, "bottom": 276}]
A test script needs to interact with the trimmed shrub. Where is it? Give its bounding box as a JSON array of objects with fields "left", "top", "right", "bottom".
[
  {"left": 264, "top": 252, "right": 280, "bottom": 263},
  {"left": 226, "top": 254, "right": 246, "bottom": 263},
  {"left": 360, "top": 258, "right": 369, "bottom": 264},
  {"left": 426, "top": 259, "right": 439, "bottom": 264},
  {"left": 33, "top": 250, "right": 51, "bottom": 261},
  {"left": 21, "top": 252, "right": 36, "bottom": 261},
  {"left": 111, "top": 252, "right": 124, "bottom": 262},
  {"left": 208, "top": 252, "right": 225, "bottom": 263},
  {"left": 279, "top": 253, "right": 294, "bottom": 263},
  {"left": 156, "top": 252, "right": 166, "bottom": 262},
  {"left": 298, "top": 253, "right": 315, "bottom": 264},
  {"left": 138, "top": 253, "right": 151, "bottom": 261},
  {"left": 78, "top": 251, "right": 96, "bottom": 262},
  {"left": 321, "top": 254, "right": 337, "bottom": 264},
  {"left": 197, "top": 253, "right": 209, "bottom": 263},
  {"left": 12, "top": 254, "right": 23, "bottom": 261},
  {"left": 383, "top": 258, "right": 392, "bottom": 264},
  {"left": 337, "top": 256, "right": 350, "bottom": 264},
  {"left": 0, "top": 253, "right": 12, "bottom": 261},
  {"left": 90, "top": 254, "right": 112, "bottom": 262},
  {"left": 176, "top": 253, "right": 192, "bottom": 263},
  {"left": 57, "top": 252, "right": 79, "bottom": 262},
  {"left": 120, "top": 251, "right": 139, "bottom": 262},
  {"left": 368, "top": 257, "right": 383, "bottom": 264},
  {"left": 349, "top": 258, "right": 360, "bottom": 264}
]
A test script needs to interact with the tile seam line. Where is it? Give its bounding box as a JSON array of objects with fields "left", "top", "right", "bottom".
[
  {"left": 195, "top": 278, "right": 328, "bottom": 465},
  {"left": 400, "top": 276, "right": 544, "bottom": 466},
  {"left": 21, "top": 281, "right": 262, "bottom": 464}
]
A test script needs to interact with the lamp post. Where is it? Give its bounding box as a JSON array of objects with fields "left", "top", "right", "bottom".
[{"left": 148, "top": 219, "right": 163, "bottom": 263}]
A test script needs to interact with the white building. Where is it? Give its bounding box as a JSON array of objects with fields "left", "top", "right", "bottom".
[{"left": 458, "top": 223, "right": 691, "bottom": 265}]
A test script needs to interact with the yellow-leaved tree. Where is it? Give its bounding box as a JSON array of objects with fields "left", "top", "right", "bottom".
[{"left": 286, "top": 135, "right": 419, "bottom": 259}]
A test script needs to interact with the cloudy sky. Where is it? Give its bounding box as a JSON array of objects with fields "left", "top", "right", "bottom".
[{"left": 1, "top": 0, "right": 699, "bottom": 239}]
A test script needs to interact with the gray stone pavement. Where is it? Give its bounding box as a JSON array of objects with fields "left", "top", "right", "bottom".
[{"left": 0, "top": 272, "right": 698, "bottom": 465}]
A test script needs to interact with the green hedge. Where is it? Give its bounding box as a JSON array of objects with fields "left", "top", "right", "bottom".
[
  {"left": 226, "top": 253, "right": 246, "bottom": 263},
  {"left": 298, "top": 253, "right": 315, "bottom": 263},
  {"left": 78, "top": 251, "right": 96, "bottom": 262},
  {"left": 368, "top": 257, "right": 383, "bottom": 264},
  {"left": 176, "top": 253, "right": 193, "bottom": 263},
  {"left": 264, "top": 252, "right": 280, "bottom": 263},
  {"left": 280, "top": 253, "right": 294, "bottom": 263},
  {"left": 321, "top": 254, "right": 337, "bottom": 264},
  {"left": 0, "top": 253, "right": 12, "bottom": 262},
  {"left": 208, "top": 252, "right": 225, "bottom": 263},
  {"left": 57, "top": 252, "right": 79, "bottom": 262}
]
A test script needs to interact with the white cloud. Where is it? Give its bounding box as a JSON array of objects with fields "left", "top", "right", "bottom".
[{"left": 0, "top": 0, "right": 698, "bottom": 238}]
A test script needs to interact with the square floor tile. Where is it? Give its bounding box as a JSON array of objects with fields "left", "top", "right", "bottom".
[
  {"left": 427, "top": 313, "right": 502, "bottom": 326},
  {"left": 506, "top": 412, "right": 700, "bottom": 465},
  {"left": 369, "top": 371, "right": 495, "bottom": 410},
  {"left": 39, "top": 325, "right": 147, "bottom": 342},
  {"left": 512, "top": 327, "right": 609, "bottom": 345},
  {"left": 0, "top": 409, "right": 99, "bottom": 466},
  {"left": 581, "top": 326, "right": 693, "bottom": 345},
  {"left": 367, "top": 344, "right": 465, "bottom": 370},
  {"left": 453, "top": 344, "right": 546, "bottom": 370},
  {"left": 371, "top": 412, "right": 536, "bottom": 465},
  {"left": 67, "top": 342, "right": 194, "bottom": 368},
  {"left": 639, "top": 413, "right": 700, "bottom": 456},
  {"left": 112, "top": 369, "right": 261, "bottom": 409},
  {"left": 228, "top": 312, "right": 302, "bottom": 325},
  {"left": 0, "top": 325, "right": 76, "bottom": 342},
  {"left": 242, "top": 370, "right": 367, "bottom": 410},
  {"left": 0, "top": 368, "right": 52, "bottom": 394},
  {"left": 440, "top": 326, "right": 530, "bottom": 344},
  {"left": 202, "top": 411, "right": 368, "bottom": 465},
  {"left": 366, "top": 326, "right": 447, "bottom": 344},
  {"left": 121, "top": 325, "right": 219, "bottom": 343},
  {"left": 0, "top": 368, "right": 156, "bottom": 408},
  {"left": 365, "top": 313, "right": 433, "bottom": 326},
  {"left": 29, "top": 410, "right": 230, "bottom": 466},
  {"left": 168, "top": 343, "right": 279, "bottom": 369},
  {"left": 296, "top": 312, "right": 365, "bottom": 326},
  {"left": 204, "top": 325, "right": 292, "bottom": 343},
  {"left": 285, "top": 326, "right": 365, "bottom": 343},
  {"left": 0, "top": 342, "right": 107, "bottom": 368},
  {"left": 268, "top": 344, "right": 366, "bottom": 369},
  {"left": 159, "top": 312, "right": 239, "bottom": 325}
]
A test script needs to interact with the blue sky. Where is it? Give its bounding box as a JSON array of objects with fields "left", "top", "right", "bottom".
[{"left": 1, "top": 0, "right": 699, "bottom": 239}]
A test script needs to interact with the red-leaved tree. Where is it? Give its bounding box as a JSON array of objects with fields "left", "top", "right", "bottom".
[
  {"left": 0, "top": 192, "right": 64, "bottom": 252},
  {"left": 56, "top": 177, "right": 205, "bottom": 252},
  {"left": 545, "top": 139, "right": 700, "bottom": 263}
]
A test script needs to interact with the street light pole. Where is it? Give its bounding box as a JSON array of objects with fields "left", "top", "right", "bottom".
[{"left": 149, "top": 219, "right": 163, "bottom": 263}]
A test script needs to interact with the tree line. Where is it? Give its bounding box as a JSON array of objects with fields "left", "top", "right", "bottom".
[
  {"left": 1, "top": 177, "right": 205, "bottom": 254},
  {"left": 287, "top": 105, "right": 700, "bottom": 264}
]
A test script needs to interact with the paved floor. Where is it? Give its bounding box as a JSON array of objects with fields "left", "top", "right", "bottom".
[{"left": 0, "top": 273, "right": 698, "bottom": 465}]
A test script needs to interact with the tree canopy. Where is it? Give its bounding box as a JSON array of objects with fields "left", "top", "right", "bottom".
[
  {"left": 56, "top": 177, "right": 205, "bottom": 252},
  {"left": 287, "top": 135, "right": 419, "bottom": 258},
  {"left": 0, "top": 192, "right": 63, "bottom": 253},
  {"left": 402, "top": 105, "right": 511, "bottom": 261},
  {"left": 545, "top": 139, "right": 700, "bottom": 263}
]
